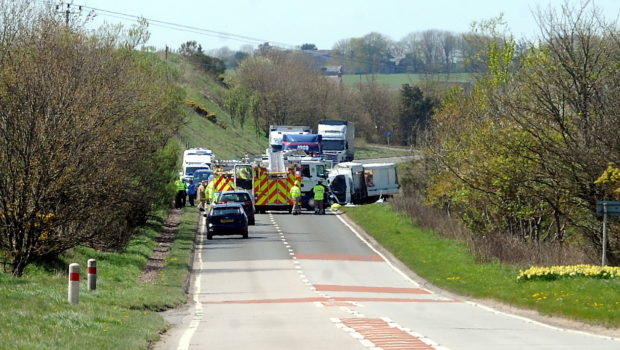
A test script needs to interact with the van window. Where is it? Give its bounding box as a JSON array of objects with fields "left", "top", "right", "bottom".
[
  {"left": 316, "top": 165, "right": 326, "bottom": 178},
  {"left": 364, "top": 169, "right": 375, "bottom": 187}
]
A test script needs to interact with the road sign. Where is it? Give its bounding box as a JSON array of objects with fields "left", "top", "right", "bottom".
[
  {"left": 385, "top": 131, "right": 393, "bottom": 137},
  {"left": 596, "top": 201, "right": 620, "bottom": 216}
]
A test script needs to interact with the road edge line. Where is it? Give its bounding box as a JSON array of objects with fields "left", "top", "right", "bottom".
[{"left": 177, "top": 216, "right": 206, "bottom": 349}]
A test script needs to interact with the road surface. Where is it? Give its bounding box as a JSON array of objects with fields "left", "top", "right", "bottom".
[{"left": 154, "top": 210, "right": 619, "bottom": 350}]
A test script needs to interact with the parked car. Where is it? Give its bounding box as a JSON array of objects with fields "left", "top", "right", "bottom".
[
  {"left": 192, "top": 169, "right": 213, "bottom": 184},
  {"left": 215, "top": 190, "right": 255, "bottom": 225},
  {"left": 206, "top": 203, "right": 249, "bottom": 240}
]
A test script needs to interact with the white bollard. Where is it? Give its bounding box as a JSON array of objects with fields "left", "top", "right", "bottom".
[
  {"left": 68, "top": 263, "right": 80, "bottom": 305},
  {"left": 87, "top": 259, "right": 97, "bottom": 291}
]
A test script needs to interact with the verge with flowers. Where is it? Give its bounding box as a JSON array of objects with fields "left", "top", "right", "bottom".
[{"left": 517, "top": 265, "right": 620, "bottom": 281}]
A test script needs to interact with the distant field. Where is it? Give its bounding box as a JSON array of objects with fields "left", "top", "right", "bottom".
[{"left": 342, "top": 73, "right": 475, "bottom": 88}]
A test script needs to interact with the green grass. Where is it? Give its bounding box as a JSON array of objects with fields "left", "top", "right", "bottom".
[
  {"left": 170, "top": 53, "right": 268, "bottom": 160},
  {"left": 356, "top": 144, "right": 413, "bottom": 159},
  {"left": 342, "top": 73, "right": 476, "bottom": 89},
  {"left": 0, "top": 209, "right": 198, "bottom": 349},
  {"left": 342, "top": 203, "right": 620, "bottom": 328}
]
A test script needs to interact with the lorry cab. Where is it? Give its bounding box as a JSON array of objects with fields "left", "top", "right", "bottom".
[
  {"left": 269, "top": 125, "right": 311, "bottom": 151},
  {"left": 329, "top": 163, "right": 366, "bottom": 204},
  {"left": 318, "top": 120, "right": 355, "bottom": 163},
  {"left": 285, "top": 156, "right": 330, "bottom": 209}
]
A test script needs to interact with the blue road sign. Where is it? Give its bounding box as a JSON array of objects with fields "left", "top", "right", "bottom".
[
  {"left": 386, "top": 131, "right": 393, "bottom": 137},
  {"left": 596, "top": 201, "right": 620, "bottom": 217}
]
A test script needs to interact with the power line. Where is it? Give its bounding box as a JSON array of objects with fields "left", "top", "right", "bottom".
[
  {"left": 76, "top": 3, "right": 295, "bottom": 49},
  {"left": 37, "top": 0, "right": 396, "bottom": 70}
]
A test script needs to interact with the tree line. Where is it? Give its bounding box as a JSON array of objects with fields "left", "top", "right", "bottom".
[
  {"left": 425, "top": 3, "right": 620, "bottom": 265},
  {"left": 207, "top": 25, "right": 506, "bottom": 75},
  {"left": 0, "top": 0, "right": 184, "bottom": 276}
]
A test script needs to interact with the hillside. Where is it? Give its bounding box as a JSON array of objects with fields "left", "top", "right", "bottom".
[{"left": 162, "top": 52, "right": 268, "bottom": 160}]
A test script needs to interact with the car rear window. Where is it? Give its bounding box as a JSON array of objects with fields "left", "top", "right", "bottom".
[
  {"left": 220, "top": 193, "right": 250, "bottom": 202},
  {"left": 212, "top": 207, "right": 241, "bottom": 215}
]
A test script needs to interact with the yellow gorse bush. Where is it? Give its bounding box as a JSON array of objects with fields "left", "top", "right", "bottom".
[
  {"left": 185, "top": 99, "right": 209, "bottom": 116},
  {"left": 517, "top": 264, "right": 620, "bottom": 281}
]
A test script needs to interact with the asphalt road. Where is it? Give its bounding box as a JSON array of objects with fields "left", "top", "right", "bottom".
[{"left": 154, "top": 209, "right": 620, "bottom": 350}]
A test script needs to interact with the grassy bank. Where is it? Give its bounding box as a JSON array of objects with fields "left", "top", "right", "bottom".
[
  {"left": 167, "top": 52, "right": 268, "bottom": 159},
  {"left": 342, "top": 203, "right": 620, "bottom": 328},
  {"left": 0, "top": 209, "right": 198, "bottom": 349}
]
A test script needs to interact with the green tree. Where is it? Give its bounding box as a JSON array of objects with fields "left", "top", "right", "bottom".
[
  {"left": 425, "top": 2, "right": 620, "bottom": 264},
  {"left": 398, "top": 84, "right": 437, "bottom": 146},
  {"left": 179, "top": 40, "right": 225, "bottom": 75},
  {"left": 300, "top": 43, "right": 317, "bottom": 50}
]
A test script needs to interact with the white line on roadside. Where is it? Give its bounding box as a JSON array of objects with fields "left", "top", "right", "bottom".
[
  {"left": 177, "top": 217, "right": 206, "bottom": 350},
  {"left": 333, "top": 210, "right": 423, "bottom": 288}
]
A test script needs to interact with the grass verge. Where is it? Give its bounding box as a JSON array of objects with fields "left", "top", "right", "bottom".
[
  {"left": 342, "top": 203, "right": 620, "bottom": 328},
  {"left": 355, "top": 145, "right": 413, "bottom": 159},
  {"left": 0, "top": 208, "right": 198, "bottom": 349}
]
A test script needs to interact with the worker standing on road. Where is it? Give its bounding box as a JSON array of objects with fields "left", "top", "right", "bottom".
[
  {"left": 187, "top": 178, "right": 197, "bottom": 207},
  {"left": 205, "top": 175, "right": 216, "bottom": 204},
  {"left": 197, "top": 180, "right": 206, "bottom": 211},
  {"left": 174, "top": 173, "right": 187, "bottom": 209},
  {"left": 313, "top": 180, "right": 325, "bottom": 215},
  {"left": 290, "top": 180, "right": 302, "bottom": 215}
]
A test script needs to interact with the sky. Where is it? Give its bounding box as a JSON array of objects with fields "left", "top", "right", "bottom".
[{"left": 65, "top": 0, "right": 620, "bottom": 51}]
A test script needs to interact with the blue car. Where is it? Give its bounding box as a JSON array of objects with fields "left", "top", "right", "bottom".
[{"left": 206, "top": 203, "right": 249, "bottom": 240}]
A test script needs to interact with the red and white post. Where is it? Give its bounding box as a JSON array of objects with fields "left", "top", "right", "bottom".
[
  {"left": 68, "top": 263, "right": 80, "bottom": 304},
  {"left": 87, "top": 259, "right": 97, "bottom": 291}
]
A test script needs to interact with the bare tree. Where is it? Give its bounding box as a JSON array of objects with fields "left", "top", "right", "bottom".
[{"left": 439, "top": 31, "right": 459, "bottom": 76}]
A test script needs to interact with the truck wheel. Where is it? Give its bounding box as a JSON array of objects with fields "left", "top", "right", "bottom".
[
  {"left": 288, "top": 206, "right": 292, "bottom": 214},
  {"left": 207, "top": 234, "right": 213, "bottom": 240}
]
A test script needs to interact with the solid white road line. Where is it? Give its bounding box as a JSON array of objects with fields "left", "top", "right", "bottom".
[{"left": 177, "top": 217, "right": 206, "bottom": 350}]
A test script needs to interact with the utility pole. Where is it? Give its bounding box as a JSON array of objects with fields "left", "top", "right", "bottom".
[{"left": 55, "top": 2, "right": 82, "bottom": 26}]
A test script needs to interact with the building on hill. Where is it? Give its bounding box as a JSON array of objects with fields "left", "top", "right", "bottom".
[{"left": 321, "top": 65, "right": 343, "bottom": 84}]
